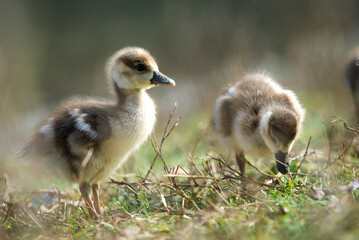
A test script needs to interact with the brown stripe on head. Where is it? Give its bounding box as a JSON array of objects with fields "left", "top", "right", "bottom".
[
  {"left": 117, "top": 48, "right": 157, "bottom": 70},
  {"left": 106, "top": 47, "right": 157, "bottom": 78}
]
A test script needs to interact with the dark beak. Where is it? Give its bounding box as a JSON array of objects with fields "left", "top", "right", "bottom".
[
  {"left": 150, "top": 71, "right": 176, "bottom": 86},
  {"left": 275, "top": 151, "right": 289, "bottom": 174}
]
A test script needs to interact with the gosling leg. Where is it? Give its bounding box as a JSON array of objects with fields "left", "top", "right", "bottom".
[
  {"left": 80, "top": 182, "right": 99, "bottom": 219},
  {"left": 92, "top": 183, "right": 101, "bottom": 215},
  {"left": 235, "top": 152, "right": 246, "bottom": 175}
]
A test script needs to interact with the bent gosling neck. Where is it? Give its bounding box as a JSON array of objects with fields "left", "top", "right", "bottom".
[{"left": 260, "top": 107, "right": 298, "bottom": 174}]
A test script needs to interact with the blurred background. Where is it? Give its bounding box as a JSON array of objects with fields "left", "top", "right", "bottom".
[{"left": 0, "top": 0, "right": 359, "bottom": 177}]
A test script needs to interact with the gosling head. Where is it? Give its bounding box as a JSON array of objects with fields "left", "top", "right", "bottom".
[
  {"left": 260, "top": 107, "right": 299, "bottom": 174},
  {"left": 106, "top": 47, "right": 175, "bottom": 90}
]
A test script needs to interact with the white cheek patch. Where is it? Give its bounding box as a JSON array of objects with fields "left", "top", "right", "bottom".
[
  {"left": 111, "top": 64, "right": 131, "bottom": 89},
  {"left": 287, "top": 140, "right": 295, "bottom": 153},
  {"left": 39, "top": 117, "right": 55, "bottom": 140},
  {"left": 69, "top": 109, "right": 98, "bottom": 139},
  {"left": 259, "top": 111, "right": 278, "bottom": 153}
]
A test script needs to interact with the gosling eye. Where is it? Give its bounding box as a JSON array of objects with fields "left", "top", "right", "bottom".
[{"left": 135, "top": 64, "right": 146, "bottom": 72}]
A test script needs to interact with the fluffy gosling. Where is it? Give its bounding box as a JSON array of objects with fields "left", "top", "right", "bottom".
[
  {"left": 21, "top": 47, "right": 175, "bottom": 218},
  {"left": 212, "top": 73, "right": 304, "bottom": 175},
  {"left": 346, "top": 47, "right": 359, "bottom": 118}
]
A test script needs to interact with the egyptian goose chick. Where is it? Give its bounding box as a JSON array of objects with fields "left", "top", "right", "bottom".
[
  {"left": 346, "top": 47, "right": 359, "bottom": 118},
  {"left": 21, "top": 47, "right": 175, "bottom": 218},
  {"left": 212, "top": 73, "right": 304, "bottom": 175}
]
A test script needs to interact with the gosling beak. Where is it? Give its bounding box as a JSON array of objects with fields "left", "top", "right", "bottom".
[
  {"left": 150, "top": 71, "right": 176, "bottom": 86},
  {"left": 275, "top": 151, "right": 289, "bottom": 174}
]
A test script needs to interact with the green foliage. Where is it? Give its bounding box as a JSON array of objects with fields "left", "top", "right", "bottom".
[{"left": 2, "top": 109, "right": 359, "bottom": 239}]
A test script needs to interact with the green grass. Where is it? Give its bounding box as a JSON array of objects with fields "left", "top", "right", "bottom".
[{"left": 1, "top": 105, "right": 359, "bottom": 240}]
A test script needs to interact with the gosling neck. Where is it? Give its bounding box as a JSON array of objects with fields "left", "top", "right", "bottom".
[{"left": 113, "top": 81, "right": 144, "bottom": 107}]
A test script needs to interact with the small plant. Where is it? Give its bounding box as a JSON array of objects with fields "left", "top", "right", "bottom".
[{"left": 1, "top": 109, "right": 359, "bottom": 239}]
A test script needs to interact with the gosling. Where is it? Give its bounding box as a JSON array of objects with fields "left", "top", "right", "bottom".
[
  {"left": 346, "top": 47, "right": 359, "bottom": 118},
  {"left": 21, "top": 47, "right": 175, "bottom": 218},
  {"left": 212, "top": 73, "right": 304, "bottom": 175}
]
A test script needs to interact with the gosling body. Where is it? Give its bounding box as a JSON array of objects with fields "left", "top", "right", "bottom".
[
  {"left": 346, "top": 47, "right": 359, "bottom": 118},
  {"left": 212, "top": 73, "right": 304, "bottom": 174},
  {"left": 21, "top": 47, "right": 175, "bottom": 218}
]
